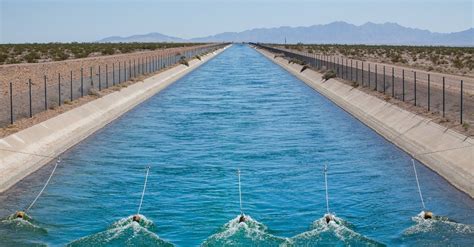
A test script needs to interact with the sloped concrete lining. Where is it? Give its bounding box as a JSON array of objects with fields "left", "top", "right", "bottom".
[
  {"left": 256, "top": 48, "right": 474, "bottom": 198},
  {"left": 0, "top": 46, "right": 230, "bottom": 193}
]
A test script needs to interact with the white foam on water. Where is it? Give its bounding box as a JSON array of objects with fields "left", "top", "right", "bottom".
[
  {"left": 288, "top": 215, "right": 385, "bottom": 246},
  {"left": 67, "top": 214, "right": 173, "bottom": 247},
  {"left": 404, "top": 212, "right": 474, "bottom": 235},
  {"left": 1, "top": 212, "right": 47, "bottom": 234},
  {"left": 202, "top": 215, "right": 290, "bottom": 246}
]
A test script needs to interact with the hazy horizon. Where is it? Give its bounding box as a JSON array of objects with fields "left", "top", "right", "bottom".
[{"left": 1, "top": 0, "right": 473, "bottom": 43}]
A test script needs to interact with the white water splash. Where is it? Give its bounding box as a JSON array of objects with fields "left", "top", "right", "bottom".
[
  {"left": 67, "top": 215, "right": 173, "bottom": 247},
  {"left": 202, "top": 215, "right": 289, "bottom": 246}
]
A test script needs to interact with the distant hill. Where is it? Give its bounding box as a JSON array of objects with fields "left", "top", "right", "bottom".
[{"left": 100, "top": 22, "right": 474, "bottom": 46}]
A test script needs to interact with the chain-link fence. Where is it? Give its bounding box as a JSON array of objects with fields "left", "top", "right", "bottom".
[
  {"left": 0, "top": 44, "right": 226, "bottom": 127},
  {"left": 256, "top": 44, "right": 472, "bottom": 126}
]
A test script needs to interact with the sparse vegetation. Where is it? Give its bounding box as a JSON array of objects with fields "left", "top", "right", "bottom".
[
  {"left": 179, "top": 56, "right": 189, "bottom": 67},
  {"left": 300, "top": 65, "right": 310, "bottom": 72},
  {"left": 88, "top": 88, "right": 101, "bottom": 97},
  {"left": 276, "top": 44, "right": 474, "bottom": 75},
  {"left": 288, "top": 58, "right": 306, "bottom": 66},
  {"left": 322, "top": 70, "right": 337, "bottom": 81},
  {"left": 462, "top": 122, "right": 470, "bottom": 131},
  {"left": 0, "top": 42, "right": 205, "bottom": 65}
]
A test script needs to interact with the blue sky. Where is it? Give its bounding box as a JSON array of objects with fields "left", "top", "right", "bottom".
[{"left": 1, "top": 0, "right": 473, "bottom": 43}]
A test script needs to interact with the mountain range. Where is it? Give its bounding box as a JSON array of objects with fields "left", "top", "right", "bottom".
[{"left": 99, "top": 22, "right": 473, "bottom": 46}]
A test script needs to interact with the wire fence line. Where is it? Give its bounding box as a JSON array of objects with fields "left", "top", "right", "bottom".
[
  {"left": 254, "top": 44, "right": 473, "bottom": 126},
  {"left": 0, "top": 43, "right": 226, "bottom": 127}
]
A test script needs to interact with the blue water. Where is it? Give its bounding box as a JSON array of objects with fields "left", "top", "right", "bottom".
[{"left": 1, "top": 45, "right": 473, "bottom": 246}]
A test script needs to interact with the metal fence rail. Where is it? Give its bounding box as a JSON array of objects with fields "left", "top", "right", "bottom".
[
  {"left": 255, "top": 44, "right": 472, "bottom": 126},
  {"left": 0, "top": 44, "right": 226, "bottom": 127}
]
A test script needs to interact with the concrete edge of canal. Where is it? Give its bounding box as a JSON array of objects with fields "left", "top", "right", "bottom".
[
  {"left": 0, "top": 45, "right": 231, "bottom": 193},
  {"left": 255, "top": 46, "right": 474, "bottom": 198}
]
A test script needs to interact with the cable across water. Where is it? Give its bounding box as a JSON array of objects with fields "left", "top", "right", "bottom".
[
  {"left": 137, "top": 166, "right": 150, "bottom": 215},
  {"left": 238, "top": 169, "right": 243, "bottom": 215},
  {"left": 25, "top": 158, "right": 61, "bottom": 212},
  {"left": 324, "top": 164, "right": 330, "bottom": 214},
  {"left": 412, "top": 159, "right": 426, "bottom": 209}
]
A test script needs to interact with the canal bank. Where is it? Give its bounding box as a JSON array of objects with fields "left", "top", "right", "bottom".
[
  {"left": 255, "top": 47, "right": 474, "bottom": 197},
  {"left": 0, "top": 45, "right": 229, "bottom": 193}
]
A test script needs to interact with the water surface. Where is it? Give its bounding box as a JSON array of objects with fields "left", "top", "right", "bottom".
[{"left": 1, "top": 45, "right": 473, "bottom": 246}]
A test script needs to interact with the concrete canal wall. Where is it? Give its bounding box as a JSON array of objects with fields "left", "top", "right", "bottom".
[
  {"left": 256, "top": 47, "right": 474, "bottom": 198},
  {"left": 0, "top": 46, "right": 229, "bottom": 193}
]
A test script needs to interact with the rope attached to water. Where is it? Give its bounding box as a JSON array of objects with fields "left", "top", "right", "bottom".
[
  {"left": 412, "top": 159, "right": 426, "bottom": 209},
  {"left": 25, "top": 158, "right": 61, "bottom": 212},
  {"left": 238, "top": 169, "right": 243, "bottom": 215},
  {"left": 137, "top": 166, "right": 150, "bottom": 215},
  {"left": 324, "top": 164, "right": 330, "bottom": 214}
]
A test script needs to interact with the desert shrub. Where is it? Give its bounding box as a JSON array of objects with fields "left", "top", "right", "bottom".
[
  {"left": 88, "top": 88, "right": 101, "bottom": 97},
  {"left": 322, "top": 70, "right": 336, "bottom": 81},
  {"left": 300, "top": 65, "right": 310, "bottom": 72},
  {"left": 288, "top": 58, "right": 306, "bottom": 66},
  {"left": 179, "top": 56, "right": 189, "bottom": 67}
]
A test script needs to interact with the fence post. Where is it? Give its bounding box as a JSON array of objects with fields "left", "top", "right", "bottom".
[
  {"left": 383, "top": 66, "right": 386, "bottom": 93},
  {"left": 119, "top": 62, "right": 121, "bottom": 83},
  {"left": 113, "top": 63, "right": 115, "bottom": 86},
  {"left": 99, "top": 66, "right": 101, "bottom": 91},
  {"left": 44, "top": 75, "right": 47, "bottom": 110},
  {"left": 391, "top": 67, "right": 394, "bottom": 97},
  {"left": 375, "top": 64, "right": 378, "bottom": 91},
  {"left": 402, "top": 69, "right": 405, "bottom": 101},
  {"left": 124, "top": 61, "right": 127, "bottom": 81},
  {"left": 58, "top": 73, "right": 61, "bottom": 106},
  {"left": 368, "top": 63, "right": 371, "bottom": 88},
  {"left": 442, "top": 77, "right": 445, "bottom": 118},
  {"left": 70, "top": 71, "right": 73, "bottom": 101},
  {"left": 90, "top": 67, "right": 93, "bottom": 86},
  {"left": 129, "top": 60, "right": 132, "bottom": 78},
  {"left": 427, "top": 74, "right": 430, "bottom": 111},
  {"left": 9, "top": 82, "right": 13, "bottom": 124},
  {"left": 350, "top": 60, "right": 353, "bottom": 81},
  {"left": 361, "top": 62, "right": 364, "bottom": 86},
  {"left": 29, "top": 79, "right": 32, "bottom": 117},
  {"left": 356, "top": 61, "right": 358, "bottom": 83},
  {"left": 460, "top": 80, "right": 463, "bottom": 124},
  {"left": 106, "top": 64, "right": 109, "bottom": 88},
  {"left": 81, "top": 68, "right": 84, "bottom": 97},
  {"left": 414, "top": 71, "right": 417, "bottom": 106}
]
